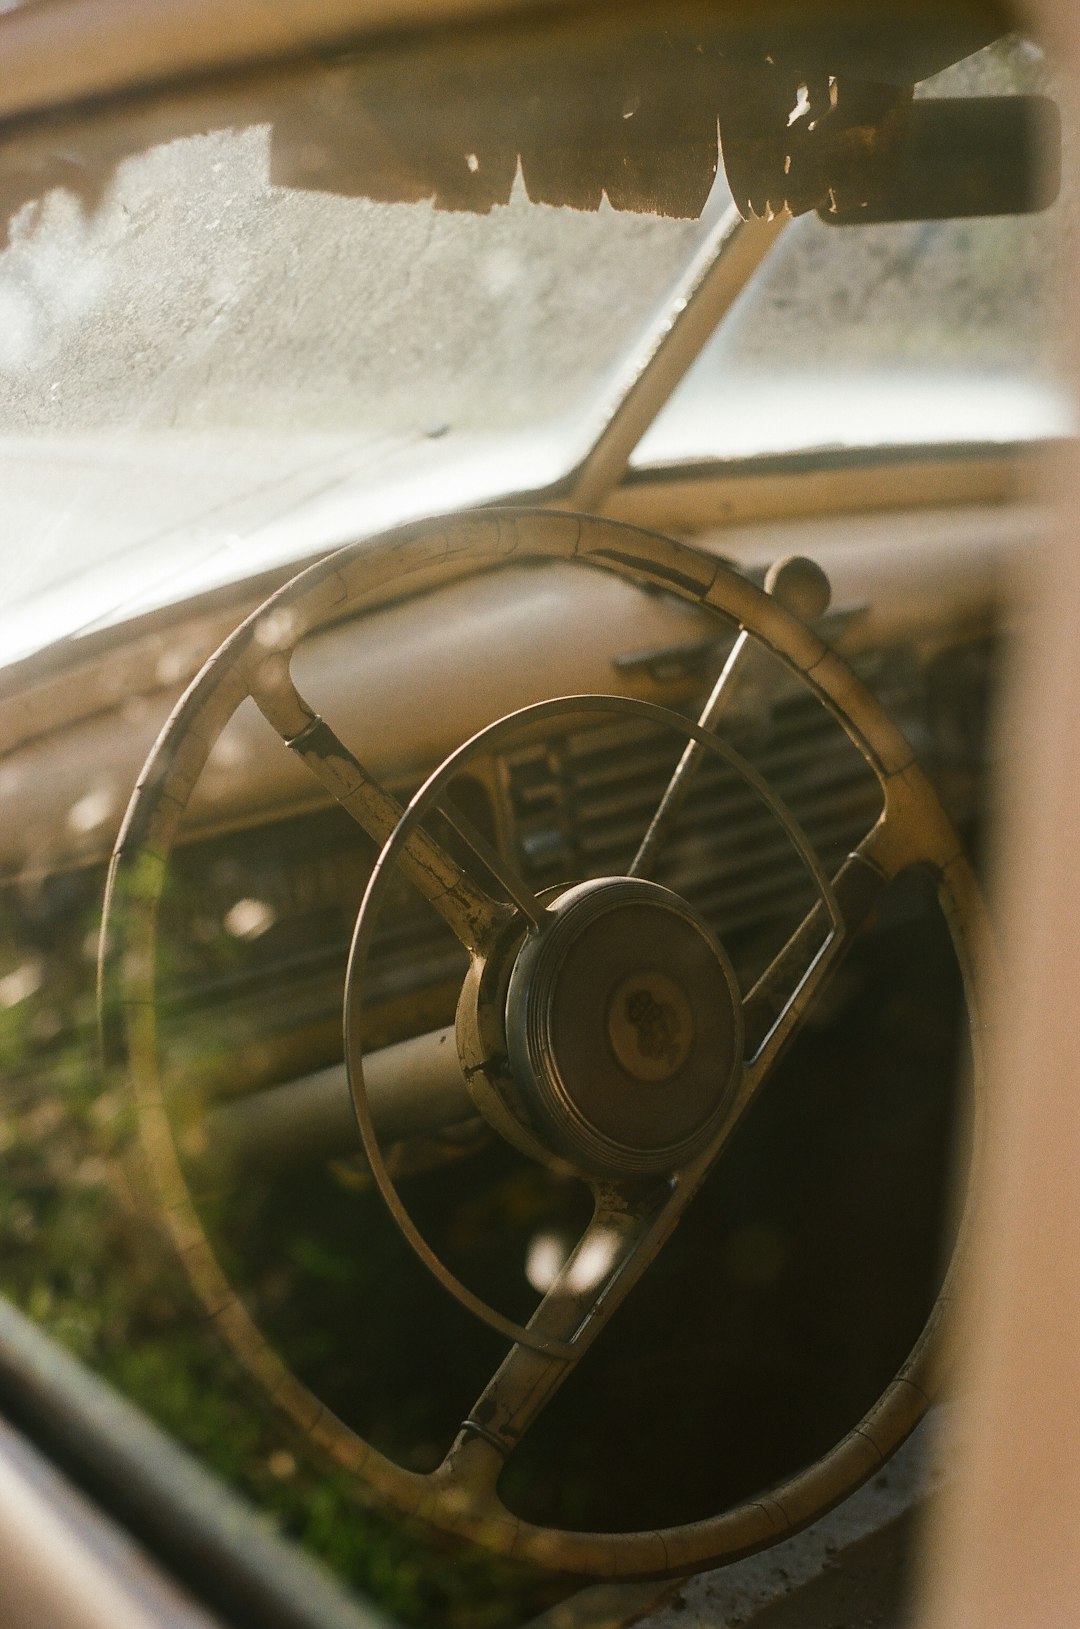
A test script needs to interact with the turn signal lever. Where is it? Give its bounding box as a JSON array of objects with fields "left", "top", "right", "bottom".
[{"left": 630, "top": 555, "right": 831, "bottom": 878}]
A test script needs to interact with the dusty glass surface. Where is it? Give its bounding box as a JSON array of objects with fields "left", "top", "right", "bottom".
[
  {"left": 0, "top": 38, "right": 712, "bottom": 656},
  {"left": 637, "top": 35, "right": 1074, "bottom": 465},
  {"left": 1, "top": 26, "right": 1068, "bottom": 655}
]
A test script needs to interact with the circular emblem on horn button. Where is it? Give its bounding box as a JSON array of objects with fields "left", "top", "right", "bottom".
[
  {"left": 607, "top": 970, "right": 695, "bottom": 1082},
  {"left": 504, "top": 877, "right": 743, "bottom": 1177}
]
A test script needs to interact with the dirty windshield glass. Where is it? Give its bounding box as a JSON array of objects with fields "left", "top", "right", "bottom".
[
  {"left": 638, "top": 33, "right": 1071, "bottom": 465},
  {"left": 0, "top": 34, "right": 715, "bottom": 656},
  {"left": 0, "top": 17, "right": 1065, "bottom": 656}
]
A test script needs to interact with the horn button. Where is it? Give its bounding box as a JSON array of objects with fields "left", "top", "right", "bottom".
[{"left": 505, "top": 878, "right": 743, "bottom": 1177}]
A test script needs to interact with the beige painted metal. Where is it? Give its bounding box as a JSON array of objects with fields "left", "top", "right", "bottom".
[
  {"left": 0, "top": 499, "right": 1017, "bottom": 882},
  {"left": 0, "top": 460, "right": 1023, "bottom": 768},
  {"left": 608, "top": 445, "right": 1044, "bottom": 530},
  {"left": 914, "top": 1, "right": 1080, "bottom": 1622},
  {"left": 562, "top": 206, "right": 790, "bottom": 512},
  {"left": 0, "top": 0, "right": 583, "bottom": 126}
]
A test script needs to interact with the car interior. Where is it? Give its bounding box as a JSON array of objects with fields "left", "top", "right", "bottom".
[{"left": 0, "top": 2, "right": 1071, "bottom": 1627}]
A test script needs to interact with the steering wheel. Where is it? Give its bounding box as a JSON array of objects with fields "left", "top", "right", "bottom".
[{"left": 100, "top": 509, "right": 989, "bottom": 1579}]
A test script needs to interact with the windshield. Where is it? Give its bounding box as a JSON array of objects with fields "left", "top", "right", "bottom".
[
  {"left": 0, "top": 38, "right": 713, "bottom": 659},
  {"left": 0, "top": 17, "right": 1068, "bottom": 663},
  {"left": 640, "top": 33, "right": 1071, "bottom": 465}
]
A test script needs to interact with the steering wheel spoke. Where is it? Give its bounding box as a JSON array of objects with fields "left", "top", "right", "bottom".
[
  {"left": 433, "top": 795, "right": 546, "bottom": 932},
  {"left": 630, "top": 556, "right": 833, "bottom": 881},
  {"left": 742, "top": 826, "right": 893, "bottom": 1070},
  {"left": 443, "top": 1185, "right": 675, "bottom": 1479},
  {"left": 246, "top": 661, "right": 512, "bottom": 954}
]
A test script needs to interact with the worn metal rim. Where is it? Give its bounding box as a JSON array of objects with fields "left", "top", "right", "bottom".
[{"left": 101, "top": 508, "right": 992, "bottom": 1578}]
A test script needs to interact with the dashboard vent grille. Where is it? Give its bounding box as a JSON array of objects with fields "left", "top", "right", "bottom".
[
  {"left": 502, "top": 691, "right": 883, "bottom": 975},
  {"left": 160, "top": 677, "right": 890, "bottom": 1068}
]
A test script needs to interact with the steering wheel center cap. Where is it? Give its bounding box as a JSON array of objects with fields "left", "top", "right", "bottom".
[
  {"left": 606, "top": 969, "right": 696, "bottom": 1082},
  {"left": 505, "top": 877, "right": 743, "bottom": 1177}
]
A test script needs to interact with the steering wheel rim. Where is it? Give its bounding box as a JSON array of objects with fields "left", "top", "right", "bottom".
[{"left": 100, "top": 508, "right": 991, "bottom": 1579}]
